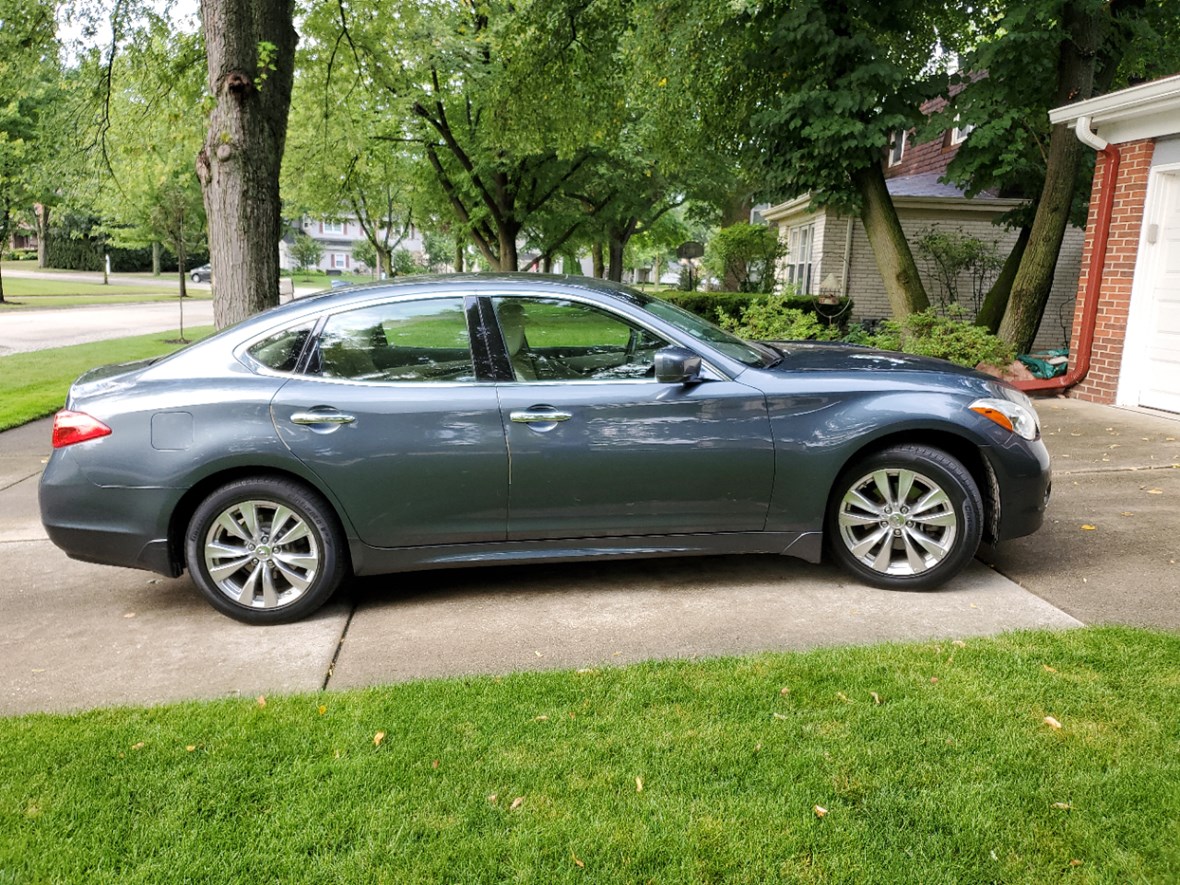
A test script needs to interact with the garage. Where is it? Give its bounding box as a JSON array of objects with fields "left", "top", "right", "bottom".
[{"left": 1047, "top": 74, "right": 1180, "bottom": 415}]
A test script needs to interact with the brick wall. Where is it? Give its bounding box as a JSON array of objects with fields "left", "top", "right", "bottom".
[
  {"left": 799, "top": 207, "right": 1081, "bottom": 352},
  {"left": 1068, "top": 138, "right": 1155, "bottom": 403}
]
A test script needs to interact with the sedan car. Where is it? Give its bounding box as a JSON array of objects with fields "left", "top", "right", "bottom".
[
  {"left": 40, "top": 275, "right": 1050, "bottom": 624},
  {"left": 190, "top": 264, "right": 213, "bottom": 283}
]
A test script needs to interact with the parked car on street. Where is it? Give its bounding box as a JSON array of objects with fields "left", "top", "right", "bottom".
[
  {"left": 189, "top": 264, "right": 212, "bottom": 283},
  {"left": 40, "top": 275, "right": 1050, "bottom": 624}
]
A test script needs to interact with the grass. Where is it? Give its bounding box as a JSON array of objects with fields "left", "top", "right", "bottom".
[
  {"left": 0, "top": 626, "right": 1176, "bottom": 883},
  {"left": 0, "top": 276, "right": 204, "bottom": 309},
  {"left": 0, "top": 327, "right": 216, "bottom": 431}
]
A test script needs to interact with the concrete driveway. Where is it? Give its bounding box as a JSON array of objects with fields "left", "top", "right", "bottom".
[{"left": 1, "top": 398, "right": 1175, "bottom": 717}]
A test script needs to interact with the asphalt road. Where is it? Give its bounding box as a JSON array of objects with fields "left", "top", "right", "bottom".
[{"left": 0, "top": 300, "right": 217, "bottom": 356}]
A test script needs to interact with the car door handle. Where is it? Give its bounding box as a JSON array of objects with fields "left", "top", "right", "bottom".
[
  {"left": 510, "top": 410, "right": 572, "bottom": 424},
  {"left": 290, "top": 411, "right": 357, "bottom": 426}
]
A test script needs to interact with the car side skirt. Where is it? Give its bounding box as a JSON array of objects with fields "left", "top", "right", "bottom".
[{"left": 349, "top": 531, "right": 823, "bottom": 576}]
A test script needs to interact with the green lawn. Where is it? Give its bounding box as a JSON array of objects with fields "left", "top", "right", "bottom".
[
  {"left": 0, "top": 327, "right": 217, "bottom": 431},
  {"left": 0, "top": 275, "right": 201, "bottom": 309},
  {"left": 1, "top": 626, "right": 1176, "bottom": 883}
]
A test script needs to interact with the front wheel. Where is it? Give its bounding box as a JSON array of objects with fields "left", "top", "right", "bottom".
[
  {"left": 826, "top": 445, "right": 983, "bottom": 591},
  {"left": 184, "top": 478, "right": 348, "bottom": 624},
  {"left": 191, "top": 273, "right": 201, "bottom": 282}
]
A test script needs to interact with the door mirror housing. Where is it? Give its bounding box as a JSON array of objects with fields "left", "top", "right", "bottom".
[{"left": 654, "top": 346, "right": 703, "bottom": 384}]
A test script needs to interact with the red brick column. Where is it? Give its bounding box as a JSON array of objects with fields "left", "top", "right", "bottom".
[{"left": 1069, "top": 138, "right": 1155, "bottom": 402}]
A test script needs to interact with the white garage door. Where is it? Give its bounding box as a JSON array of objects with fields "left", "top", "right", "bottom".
[{"left": 1137, "top": 171, "right": 1180, "bottom": 414}]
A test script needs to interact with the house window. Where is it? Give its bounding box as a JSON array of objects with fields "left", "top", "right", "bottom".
[
  {"left": 332, "top": 253, "right": 347, "bottom": 269},
  {"left": 888, "top": 130, "right": 907, "bottom": 166},
  {"left": 323, "top": 221, "right": 343, "bottom": 235},
  {"left": 785, "top": 223, "right": 815, "bottom": 294},
  {"left": 950, "top": 121, "right": 974, "bottom": 145}
]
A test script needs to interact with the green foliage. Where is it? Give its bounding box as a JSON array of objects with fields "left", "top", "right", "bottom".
[
  {"left": 718, "top": 296, "right": 845, "bottom": 341},
  {"left": 289, "top": 232, "right": 323, "bottom": 272},
  {"left": 351, "top": 239, "right": 377, "bottom": 272},
  {"left": 703, "top": 223, "right": 783, "bottom": 293},
  {"left": 914, "top": 228, "right": 1003, "bottom": 314},
  {"left": 658, "top": 290, "right": 852, "bottom": 329},
  {"left": 391, "top": 248, "right": 420, "bottom": 275},
  {"left": 862, "top": 308, "right": 1017, "bottom": 368}
]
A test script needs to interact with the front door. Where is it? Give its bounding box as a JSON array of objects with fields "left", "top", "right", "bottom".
[{"left": 487, "top": 296, "right": 775, "bottom": 540}]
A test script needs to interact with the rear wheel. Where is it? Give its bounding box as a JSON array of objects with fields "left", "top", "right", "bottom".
[
  {"left": 826, "top": 445, "right": 983, "bottom": 591},
  {"left": 184, "top": 478, "right": 347, "bottom": 624}
]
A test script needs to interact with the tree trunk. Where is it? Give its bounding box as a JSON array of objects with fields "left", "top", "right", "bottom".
[
  {"left": 454, "top": 236, "right": 464, "bottom": 273},
  {"left": 196, "top": 0, "right": 297, "bottom": 329},
  {"left": 497, "top": 224, "right": 519, "bottom": 272},
  {"left": 34, "top": 203, "right": 49, "bottom": 268},
  {"left": 152, "top": 241, "right": 162, "bottom": 276},
  {"left": 998, "top": 0, "right": 1105, "bottom": 353},
  {"left": 720, "top": 193, "right": 751, "bottom": 292},
  {"left": 376, "top": 246, "right": 391, "bottom": 279},
  {"left": 976, "top": 226, "right": 1030, "bottom": 332},
  {"left": 607, "top": 239, "right": 626, "bottom": 282},
  {"left": 591, "top": 242, "right": 605, "bottom": 278},
  {"left": 851, "top": 163, "right": 929, "bottom": 316}
]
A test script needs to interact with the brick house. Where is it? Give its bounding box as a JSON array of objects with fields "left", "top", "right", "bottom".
[
  {"left": 762, "top": 97, "right": 1083, "bottom": 352},
  {"left": 1027, "top": 74, "right": 1180, "bottom": 415}
]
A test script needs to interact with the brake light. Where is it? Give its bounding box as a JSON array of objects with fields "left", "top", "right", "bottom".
[{"left": 52, "top": 410, "right": 112, "bottom": 448}]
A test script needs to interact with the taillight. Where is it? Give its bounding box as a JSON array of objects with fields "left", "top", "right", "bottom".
[{"left": 52, "top": 410, "right": 112, "bottom": 448}]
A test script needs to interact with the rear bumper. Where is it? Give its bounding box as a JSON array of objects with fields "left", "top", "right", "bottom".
[{"left": 39, "top": 452, "right": 182, "bottom": 578}]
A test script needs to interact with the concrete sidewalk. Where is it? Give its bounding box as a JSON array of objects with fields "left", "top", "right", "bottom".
[{"left": 1, "top": 397, "right": 1176, "bottom": 717}]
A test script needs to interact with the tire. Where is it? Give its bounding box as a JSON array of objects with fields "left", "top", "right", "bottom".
[
  {"left": 184, "top": 478, "right": 348, "bottom": 624},
  {"left": 191, "top": 273, "right": 201, "bottom": 283},
  {"left": 825, "top": 445, "right": 983, "bottom": 591}
]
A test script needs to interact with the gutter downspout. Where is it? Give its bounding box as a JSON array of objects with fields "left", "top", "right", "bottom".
[{"left": 1013, "top": 115, "right": 1121, "bottom": 393}]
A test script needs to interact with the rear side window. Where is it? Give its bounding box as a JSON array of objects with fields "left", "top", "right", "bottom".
[
  {"left": 246, "top": 326, "right": 312, "bottom": 373},
  {"left": 313, "top": 297, "right": 475, "bottom": 382}
]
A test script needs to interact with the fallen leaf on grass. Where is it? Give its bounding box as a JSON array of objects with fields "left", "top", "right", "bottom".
[
  {"left": 487, "top": 794, "right": 498, "bottom": 805},
  {"left": 836, "top": 692, "right": 849, "bottom": 703},
  {"left": 773, "top": 712, "right": 789, "bottom": 720},
  {"left": 779, "top": 686, "right": 790, "bottom": 696},
  {"left": 510, "top": 797, "right": 525, "bottom": 811},
  {"left": 131, "top": 742, "right": 145, "bottom": 751},
  {"left": 930, "top": 677, "right": 940, "bottom": 684},
  {"left": 318, "top": 705, "right": 327, "bottom": 715},
  {"left": 373, "top": 731, "right": 386, "bottom": 747},
  {"left": 1044, "top": 716, "right": 1063, "bottom": 730},
  {"left": 533, "top": 715, "right": 549, "bottom": 722},
  {"left": 1051, "top": 802, "right": 1072, "bottom": 810},
  {"left": 1081, "top": 524, "right": 1097, "bottom": 531},
  {"left": 636, "top": 777, "right": 644, "bottom": 793},
  {"left": 870, "top": 692, "right": 882, "bottom": 705},
  {"left": 1070, "top": 859, "right": 1083, "bottom": 867},
  {"left": 256, "top": 695, "right": 267, "bottom": 708},
  {"left": 572, "top": 852, "right": 585, "bottom": 869},
  {"left": 185, "top": 745, "right": 196, "bottom": 753},
  {"left": 432, "top": 759, "right": 440, "bottom": 769},
  {"left": 1043, "top": 665, "right": 1058, "bottom": 673},
  {"left": 813, "top": 805, "right": 828, "bottom": 818}
]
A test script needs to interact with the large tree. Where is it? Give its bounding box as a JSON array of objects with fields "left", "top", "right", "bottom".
[
  {"left": 196, "top": 0, "right": 296, "bottom": 328},
  {"left": 0, "top": 0, "right": 57, "bottom": 303},
  {"left": 636, "top": 0, "right": 979, "bottom": 316},
  {"left": 303, "top": 0, "right": 630, "bottom": 272}
]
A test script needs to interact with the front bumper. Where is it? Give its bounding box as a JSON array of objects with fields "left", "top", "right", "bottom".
[{"left": 988, "top": 435, "right": 1052, "bottom": 541}]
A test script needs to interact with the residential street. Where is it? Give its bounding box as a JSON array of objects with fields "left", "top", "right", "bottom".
[{"left": 0, "top": 300, "right": 216, "bottom": 356}]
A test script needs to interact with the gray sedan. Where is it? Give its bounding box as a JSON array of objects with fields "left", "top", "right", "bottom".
[{"left": 40, "top": 275, "right": 1050, "bottom": 623}]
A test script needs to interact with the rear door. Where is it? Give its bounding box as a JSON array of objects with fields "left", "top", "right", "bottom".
[{"left": 272, "top": 295, "right": 508, "bottom": 548}]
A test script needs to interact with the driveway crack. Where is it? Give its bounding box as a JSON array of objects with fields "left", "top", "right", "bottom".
[{"left": 321, "top": 597, "right": 358, "bottom": 691}]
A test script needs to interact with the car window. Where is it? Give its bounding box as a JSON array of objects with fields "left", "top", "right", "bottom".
[
  {"left": 491, "top": 296, "right": 669, "bottom": 382},
  {"left": 312, "top": 297, "right": 476, "bottom": 382},
  {"left": 246, "top": 326, "right": 313, "bottom": 373}
]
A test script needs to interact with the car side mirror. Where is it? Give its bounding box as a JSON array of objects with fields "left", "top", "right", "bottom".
[{"left": 654, "top": 346, "right": 703, "bottom": 384}]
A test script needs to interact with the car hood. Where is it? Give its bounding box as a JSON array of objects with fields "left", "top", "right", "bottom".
[{"left": 762, "top": 341, "right": 992, "bottom": 380}]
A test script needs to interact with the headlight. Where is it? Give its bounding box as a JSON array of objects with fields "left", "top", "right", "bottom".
[{"left": 970, "top": 397, "right": 1040, "bottom": 440}]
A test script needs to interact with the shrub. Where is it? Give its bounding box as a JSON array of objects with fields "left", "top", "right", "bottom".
[
  {"left": 656, "top": 290, "right": 852, "bottom": 331},
  {"left": 702, "top": 223, "right": 783, "bottom": 293},
  {"left": 863, "top": 308, "right": 1015, "bottom": 368},
  {"left": 718, "top": 297, "right": 844, "bottom": 341}
]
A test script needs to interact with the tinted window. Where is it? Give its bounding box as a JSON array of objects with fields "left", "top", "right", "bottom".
[
  {"left": 492, "top": 297, "right": 668, "bottom": 382},
  {"left": 314, "top": 298, "right": 475, "bottom": 382},
  {"left": 247, "top": 326, "right": 312, "bottom": 373}
]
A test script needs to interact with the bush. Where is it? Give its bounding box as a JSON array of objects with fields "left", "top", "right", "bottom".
[
  {"left": 702, "top": 223, "right": 783, "bottom": 293},
  {"left": 656, "top": 290, "right": 852, "bottom": 331},
  {"left": 861, "top": 308, "right": 1016, "bottom": 368},
  {"left": 718, "top": 297, "right": 844, "bottom": 341}
]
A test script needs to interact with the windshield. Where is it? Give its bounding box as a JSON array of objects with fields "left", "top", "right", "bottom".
[{"left": 628, "top": 293, "right": 776, "bottom": 367}]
